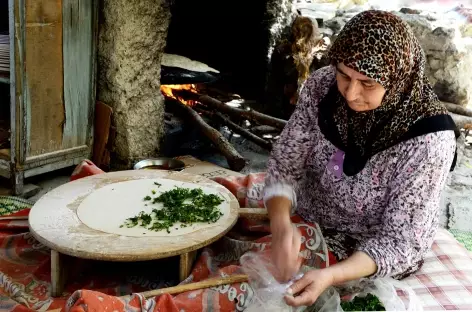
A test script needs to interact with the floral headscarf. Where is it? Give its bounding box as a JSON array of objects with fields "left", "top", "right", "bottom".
[{"left": 318, "top": 10, "right": 457, "bottom": 176}]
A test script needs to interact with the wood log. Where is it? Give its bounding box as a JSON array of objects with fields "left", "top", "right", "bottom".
[
  {"left": 450, "top": 113, "right": 472, "bottom": 130},
  {"left": 120, "top": 274, "right": 249, "bottom": 299},
  {"left": 443, "top": 101, "right": 472, "bottom": 118},
  {"left": 167, "top": 99, "right": 247, "bottom": 172},
  {"left": 177, "top": 90, "right": 288, "bottom": 129},
  {"left": 215, "top": 112, "right": 272, "bottom": 150},
  {"left": 251, "top": 125, "right": 280, "bottom": 135}
]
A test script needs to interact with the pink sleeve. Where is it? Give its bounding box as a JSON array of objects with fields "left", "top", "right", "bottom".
[{"left": 357, "top": 131, "right": 456, "bottom": 278}]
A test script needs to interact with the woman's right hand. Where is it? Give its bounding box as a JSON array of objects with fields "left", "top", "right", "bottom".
[{"left": 270, "top": 216, "right": 302, "bottom": 282}]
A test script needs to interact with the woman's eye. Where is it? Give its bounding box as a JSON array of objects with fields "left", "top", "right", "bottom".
[{"left": 362, "top": 82, "right": 375, "bottom": 89}]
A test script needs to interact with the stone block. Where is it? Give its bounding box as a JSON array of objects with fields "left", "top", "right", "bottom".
[
  {"left": 97, "top": 0, "right": 171, "bottom": 168},
  {"left": 397, "top": 13, "right": 472, "bottom": 107}
]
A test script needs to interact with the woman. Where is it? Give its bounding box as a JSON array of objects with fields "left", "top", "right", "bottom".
[{"left": 264, "top": 10, "right": 458, "bottom": 307}]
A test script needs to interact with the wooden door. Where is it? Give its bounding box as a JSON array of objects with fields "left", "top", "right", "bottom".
[{"left": 12, "top": 0, "right": 97, "bottom": 178}]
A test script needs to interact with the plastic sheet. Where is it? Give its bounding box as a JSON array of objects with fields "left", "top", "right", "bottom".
[
  {"left": 240, "top": 221, "right": 422, "bottom": 311},
  {"left": 241, "top": 251, "right": 423, "bottom": 311},
  {"left": 240, "top": 252, "right": 306, "bottom": 312}
]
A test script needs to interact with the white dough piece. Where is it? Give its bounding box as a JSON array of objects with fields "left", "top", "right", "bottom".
[
  {"left": 76, "top": 178, "right": 231, "bottom": 237},
  {"left": 161, "top": 53, "right": 220, "bottom": 73}
]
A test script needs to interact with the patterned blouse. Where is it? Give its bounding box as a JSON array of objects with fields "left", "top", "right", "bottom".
[{"left": 263, "top": 66, "right": 456, "bottom": 278}]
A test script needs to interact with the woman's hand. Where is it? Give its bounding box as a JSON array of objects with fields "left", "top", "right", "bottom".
[
  {"left": 270, "top": 217, "right": 302, "bottom": 282},
  {"left": 285, "top": 269, "right": 335, "bottom": 307},
  {"left": 285, "top": 252, "right": 378, "bottom": 307}
]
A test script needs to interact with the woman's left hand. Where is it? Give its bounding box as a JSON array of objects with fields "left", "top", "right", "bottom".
[{"left": 285, "top": 268, "right": 335, "bottom": 307}]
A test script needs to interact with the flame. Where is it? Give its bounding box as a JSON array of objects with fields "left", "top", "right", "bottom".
[{"left": 161, "top": 84, "right": 198, "bottom": 106}]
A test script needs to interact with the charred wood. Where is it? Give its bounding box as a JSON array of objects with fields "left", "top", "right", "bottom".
[
  {"left": 215, "top": 112, "right": 272, "bottom": 150},
  {"left": 443, "top": 102, "right": 472, "bottom": 118},
  {"left": 167, "top": 99, "right": 246, "bottom": 171},
  {"left": 177, "top": 90, "right": 288, "bottom": 130}
]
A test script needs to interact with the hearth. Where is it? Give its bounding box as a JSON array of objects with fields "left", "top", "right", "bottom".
[
  {"left": 96, "top": 0, "right": 296, "bottom": 168},
  {"left": 159, "top": 76, "right": 285, "bottom": 172},
  {"left": 164, "top": 0, "right": 295, "bottom": 101}
]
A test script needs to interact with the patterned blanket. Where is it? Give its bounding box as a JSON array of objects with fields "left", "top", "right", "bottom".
[
  {"left": 0, "top": 197, "right": 329, "bottom": 311},
  {"left": 0, "top": 162, "right": 471, "bottom": 311}
]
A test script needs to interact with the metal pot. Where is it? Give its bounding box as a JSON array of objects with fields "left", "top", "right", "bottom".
[{"left": 133, "top": 158, "right": 185, "bottom": 171}]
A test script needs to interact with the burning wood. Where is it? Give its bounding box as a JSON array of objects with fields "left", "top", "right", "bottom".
[
  {"left": 160, "top": 84, "right": 287, "bottom": 169},
  {"left": 160, "top": 84, "right": 198, "bottom": 106}
]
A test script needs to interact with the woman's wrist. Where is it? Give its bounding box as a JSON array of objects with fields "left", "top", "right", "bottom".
[
  {"left": 324, "top": 251, "right": 378, "bottom": 285},
  {"left": 267, "top": 196, "right": 292, "bottom": 230}
]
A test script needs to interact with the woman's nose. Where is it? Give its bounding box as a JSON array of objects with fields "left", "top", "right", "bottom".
[{"left": 345, "top": 81, "right": 359, "bottom": 102}]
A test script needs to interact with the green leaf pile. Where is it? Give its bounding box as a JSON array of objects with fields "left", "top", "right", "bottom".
[
  {"left": 120, "top": 185, "right": 224, "bottom": 233},
  {"left": 340, "top": 294, "right": 386, "bottom": 311}
]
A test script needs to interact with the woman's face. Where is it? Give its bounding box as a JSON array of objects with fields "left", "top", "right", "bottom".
[{"left": 335, "top": 63, "right": 386, "bottom": 112}]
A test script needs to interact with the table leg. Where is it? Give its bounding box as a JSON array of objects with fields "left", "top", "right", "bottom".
[
  {"left": 50, "top": 250, "right": 68, "bottom": 297},
  {"left": 179, "top": 250, "right": 198, "bottom": 282}
]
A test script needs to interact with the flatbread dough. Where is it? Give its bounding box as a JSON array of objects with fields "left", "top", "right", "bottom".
[
  {"left": 161, "top": 53, "right": 220, "bottom": 73},
  {"left": 76, "top": 178, "right": 231, "bottom": 237}
]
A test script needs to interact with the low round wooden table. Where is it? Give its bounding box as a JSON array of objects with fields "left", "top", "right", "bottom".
[{"left": 29, "top": 170, "right": 239, "bottom": 297}]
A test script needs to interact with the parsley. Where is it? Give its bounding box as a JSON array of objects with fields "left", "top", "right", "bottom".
[
  {"left": 121, "top": 186, "right": 224, "bottom": 233},
  {"left": 340, "top": 294, "right": 385, "bottom": 311}
]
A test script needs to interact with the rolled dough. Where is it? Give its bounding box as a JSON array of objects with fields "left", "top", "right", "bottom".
[
  {"left": 76, "top": 178, "right": 231, "bottom": 237},
  {"left": 161, "top": 53, "right": 220, "bottom": 73}
]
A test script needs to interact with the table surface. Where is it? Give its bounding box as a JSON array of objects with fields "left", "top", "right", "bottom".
[{"left": 29, "top": 170, "right": 239, "bottom": 261}]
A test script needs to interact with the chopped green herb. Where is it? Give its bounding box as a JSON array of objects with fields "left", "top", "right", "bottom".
[
  {"left": 340, "top": 294, "right": 385, "bottom": 311},
  {"left": 154, "top": 182, "right": 162, "bottom": 187},
  {"left": 123, "top": 216, "right": 139, "bottom": 228},
  {"left": 152, "top": 190, "right": 156, "bottom": 194},
  {"left": 144, "top": 196, "right": 151, "bottom": 201},
  {"left": 121, "top": 186, "right": 224, "bottom": 233}
]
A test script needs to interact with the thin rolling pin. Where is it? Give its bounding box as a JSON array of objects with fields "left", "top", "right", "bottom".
[
  {"left": 121, "top": 274, "right": 248, "bottom": 299},
  {"left": 238, "top": 208, "right": 268, "bottom": 220},
  {"left": 0, "top": 216, "right": 28, "bottom": 221}
]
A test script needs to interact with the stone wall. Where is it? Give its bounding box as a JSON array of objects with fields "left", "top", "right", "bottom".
[
  {"left": 297, "top": 1, "right": 472, "bottom": 108},
  {"left": 97, "top": 0, "right": 171, "bottom": 169},
  {"left": 398, "top": 12, "right": 472, "bottom": 107}
]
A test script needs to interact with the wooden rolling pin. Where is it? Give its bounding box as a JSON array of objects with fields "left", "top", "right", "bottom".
[
  {"left": 46, "top": 275, "right": 250, "bottom": 312},
  {"left": 0, "top": 216, "right": 28, "bottom": 221},
  {"left": 238, "top": 208, "right": 268, "bottom": 220},
  {"left": 120, "top": 274, "right": 249, "bottom": 299}
]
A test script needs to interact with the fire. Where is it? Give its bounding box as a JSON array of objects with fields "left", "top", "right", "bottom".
[{"left": 160, "top": 84, "right": 198, "bottom": 106}]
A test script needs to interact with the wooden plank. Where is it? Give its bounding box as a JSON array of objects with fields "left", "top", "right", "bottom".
[
  {"left": 88, "top": 0, "right": 98, "bottom": 149},
  {"left": 25, "top": 0, "right": 64, "bottom": 156},
  {"left": 92, "top": 101, "right": 112, "bottom": 167},
  {"left": 62, "top": 0, "right": 93, "bottom": 149},
  {"left": 8, "top": 0, "right": 14, "bottom": 168},
  {"left": 14, "top": 0, "right": 25, "bottom": 165}
]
